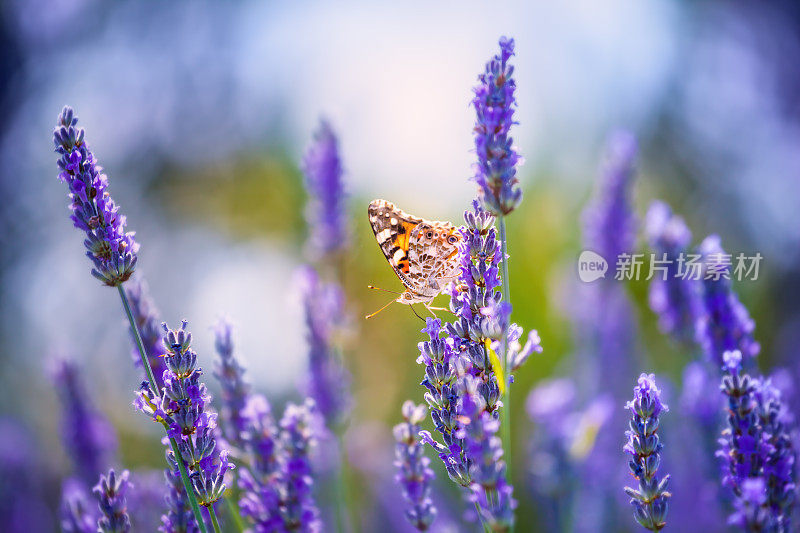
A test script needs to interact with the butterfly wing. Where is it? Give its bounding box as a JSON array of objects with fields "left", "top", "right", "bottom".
[
  {"left": 368, "top": 199, "right": 422, "bottom": 292},
  {"left": 407, "top": 221, "right": 461, "bottom": 293}
]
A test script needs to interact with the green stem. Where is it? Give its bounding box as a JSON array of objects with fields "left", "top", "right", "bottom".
[
  {"left": 497, "top": 216, "right": 513, "bottom": 532},
  {"left": 224, "top": 495, "right": 245, "bottom": 533},
  {"left": 117, "top": 285, "right": 209, "bottom": 533},
  {"left": 209, "top": 505, "right": 222, "bottom": 533},
  {"left": 475, "top": 501, "right": 491, "bottom": 533},
  {"left": 335, "top": 431, "right": 354, "bottom": 532}
]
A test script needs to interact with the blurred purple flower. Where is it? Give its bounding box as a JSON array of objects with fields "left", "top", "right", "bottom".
[
  {"left": 472, "top": 37, "right": 522, "bottom": 216},
  {"left": 728, "top": 477, "right": 769, "bottom": 530},
  {"left": 124, "top": 278, "right": 167, "bottom": 388},
  {"left": 52, "top": 358, "right": 117, "bottom": 487},
  {"left": 457, "top": 376, "right": 515, "bottom": 531},
  {"left": 61, "top": 478, "right": 97, "bottom": 533},
  {"left": 302, "top": 119, "right": 347, "bottom": 258},
  {"left": 696, "top": 235, "right": 760, "bottom": 366},
  {"left": 134, "top": 321, "right": 233, "bottom": 510},
  {"left": 53, "top": 106, "right": 138, "bottom": 286},
  {"left": 645, "top": 201, "right": 700, "bottom": 342},
  {"left": 417, "top": 318, "right": 470, "bottom": 487},
  {"left": 161, "top": 464, "right": 199, "bottom": 533},
  {"left": 623, "top": 373, "right": 671, "bottom": 531},
  {"left": 93, "top": 469, "right": 132, "bottom": 533},
  {"left": 125, "top": 470, "right": 165, "bottom": 532},
  {"left": 212, "top": 317, "right": 250, "bottom": 448},
  {"left": 393, "top": 401, "right": 437, "bottom": 531},
  {"left": 299, "top": 267, "right": 351, "bottom": 430},
  {"left": 582, "top": 131, "right": 637, "bottom": 263}
]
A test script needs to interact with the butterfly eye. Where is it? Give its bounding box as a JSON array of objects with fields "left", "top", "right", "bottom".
[{"left": 447, "top": 235, "right": 457, "bottom": 244}]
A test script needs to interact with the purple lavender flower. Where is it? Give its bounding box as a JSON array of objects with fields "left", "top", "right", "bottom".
[
  {"left": 240, "top": 399, "right": 321, "bottom": 532},
  {"left": 417, "top": 318, "right": 471, "bottom": 487},
  {"left": 61, "top": 478, "right": 97, "bottom": 533},
  {"left": 299, "top": 267, "right": 351, "bottom": 430},
  {"left": 752, "top": 375, "right": 797, "bottom": 529},
  {"left": 582, "top": 131, "right": 637, "bottom": 263},
  {"left": 52, "top": 358, "right": 117, "bottom": 487},
  {"left": 302, "top": 119, "right": 347, "bottom": 257},
  {"left": 696, "top": 235, "right": 760, "bottom": 366},
  {"left": 457, "top": 376, "right": 516, "bottom": 531},
  {"left": 393, "top": 401, "right": 437, "bottom": 531},
  {"left": 623, "top": 373, "right": 671, "bottom": 532},
  {"left": 446, "top": 202, "right": 503, "bottom": 412},
  {"left": 134, "top": 321, "right": 233, "bottom": 510},
  {"left": 213, "top": 318, "right": 250, "bottom": 448},
  {"left": 161, "top": 464, "right": 200, "bottom": 533},
  {"left": 728, "top": 477, "right": 769, "bottom": 530},
  {"left": 472, "top": 37, "right": 522, "bottom": 216},
  {"left": 53, "top": 106, "right": 138, "bottom": 286},
  {"left": 93, "top": 469, "right": 132, "bottom": 532},
  {"left": 125, "top": 278, "right": 167, "bottom": 387},
  {"left": 124, "top": 470, "right": 166, "bottom": 532},
  {"left": 645, "top": 201, "right": 700, "bottom": 342}
]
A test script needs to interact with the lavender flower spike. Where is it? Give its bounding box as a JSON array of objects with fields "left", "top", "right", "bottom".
[
  {"left": 93, "top": 469, "right": 132, "bottom": 533},
  {"left": 697, "top": 235, "right": 760, "bottom": 366},
  {"left": 213, "top": 317, "right": 250, "bottom": 448},
  {"left": 472, "top": 37, "right": 522, "bottom": 216},
  {"left": 52, "top": 359, "right": 117, "bottom": 488},
  {"left": 623, "top": 373, "right": 671, "bottom": 531},
  {"left": 719, "top": 350, "right": 797, "bottom": 530},
  {"left": 394, "top": 401, "right": 437, "bottom": 531},
  {"left": 53, "top": 106, "right": 138, "bottom": 286},
  {"left": 134, "top": 321, "right": 234, "bottom": 509},
  {"left": 417, "top": 318, "right": 471, "bottom": 486},
  {"left": 645, "top": 201, "right": 699, "bottom": 342},
  {"left": 582, "top": 131, "right": 637, "bottom": 263},
  {"left": 161, "top": 462, "right": 199, "bottom": 533},
  {"left": 300, "top": 267, "right": 351, "bottom": 430},
  {"left": 457, "top": 376, "right": 516, "bottom": 531},
  {"left": 302, "top": 119, "right": 347, "bottom": 257},
  {"left": 277, "top": 399, "right": 321, "bottom": 531}
]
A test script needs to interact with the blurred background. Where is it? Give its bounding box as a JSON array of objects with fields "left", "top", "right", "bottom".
[{"left": 1, "top": 0, "right": 799, "bottom": 531}]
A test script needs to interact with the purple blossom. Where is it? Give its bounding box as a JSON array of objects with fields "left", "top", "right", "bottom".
[
  {"left": 645, "top": 201, "right": 700, "bottom": 342},
  {"left": 302, "top": 119, "right": 347, "bottom": 257},
  {"left": 716, "top": 350, "right": 794, "bottom": 530},
  {"left": 240, "top": 399, "right": 321, "bottom": 532},
  {"left": 125, "top": 278, "right": 167, "bottom": 388},
  {"left": 134, "top": 321, "right": 233, "bottom": 510},
  {"left": 61, "top": 478, "right": 97, "bottom": 533},
  {"left": 696, "top": 235, "right": 760, "bottom": 366},
  {"left": 472, "top": 37, "right": 522, "bottom": 216},
  {"left": 299, "top": 267, "right": 351, "bottom": 430},
  {"left": 393, "top": 401, "right": 437, "bottom": 531},
  {"left": 417, "top": 318, "right": 470, "bottom": 487},
  {"left": 93, "top": 469, "right": 132, "bottom": 533},
  {"left": 457, "top": 376, "right": 515, "bottom": 531},
  {"left": 53, "top": 106, "right": 138, "bottom": 286},
  {"left": 213, "top": 318, "right": 250, "bottom": 448},
  {"left": 52, "top": 358, "right": 117, "bottom": 487},
  {"left": 582, "top": 131, "right": 637, "bottom": 263},
  {"left": 623, "top": 373, "right": 671, "bottom": 532},
  {"left": 161, "top": 465, "right": 199, "bottom": 533}
]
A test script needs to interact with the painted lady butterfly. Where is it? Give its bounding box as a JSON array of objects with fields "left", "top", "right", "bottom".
[{"left": 366, "top": 199, "right": 462, "bottom": 318}]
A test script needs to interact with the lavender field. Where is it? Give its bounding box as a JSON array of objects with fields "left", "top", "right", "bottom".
[{"left": 0, "top": 2, "right": 799, "bottom": 532}]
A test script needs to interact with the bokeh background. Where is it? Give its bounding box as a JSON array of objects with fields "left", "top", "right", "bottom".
[{"left": 1, "top": 1, "right": 799, "bottom": 531}]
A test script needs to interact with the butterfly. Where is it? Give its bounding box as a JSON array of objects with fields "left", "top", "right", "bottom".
[{"left": 366, "top": 199, "right": 462, "bottom": 319}]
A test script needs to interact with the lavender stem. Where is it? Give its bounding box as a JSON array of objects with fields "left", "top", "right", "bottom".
[
  {"left": 117, "top": 286, "right": 208, "bottom": 533},
  {"left": 208, "top": 506, "right": 222, "bottom": 533},
  {"left": 497, "top": 216, "right": 513, "bottom": 498},
  {"left": 223, "top": 496, "right": 245, "bottom": 532}
]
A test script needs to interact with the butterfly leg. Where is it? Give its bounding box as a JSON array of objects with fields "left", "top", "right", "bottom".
[{"left": 409, "top": 304, "right": 426, "bottom": 322}]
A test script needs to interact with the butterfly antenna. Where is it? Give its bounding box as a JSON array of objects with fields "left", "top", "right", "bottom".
[
  {"left": 367, "top": 285, "right": 402, "bottom": 295},
  {"left": 365, "top": 297, "right": 397, "bottom": 320},
  {"left": 409, "top": 304, "right": 425, "bottom": 322}
]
